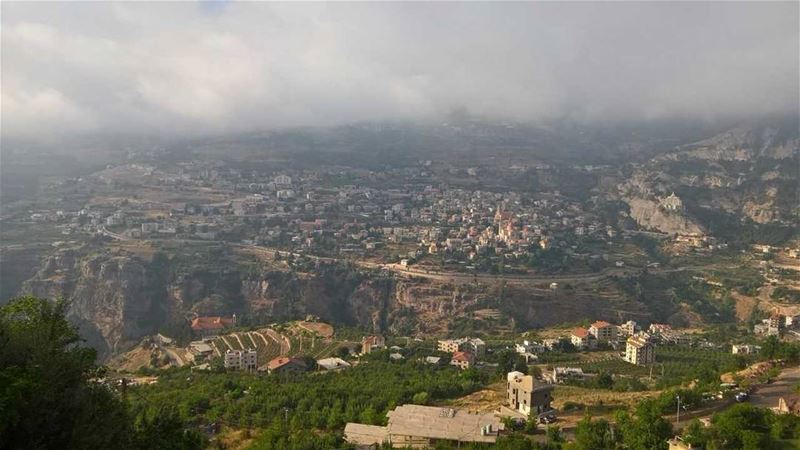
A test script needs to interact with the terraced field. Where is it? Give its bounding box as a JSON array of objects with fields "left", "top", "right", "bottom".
[
  {"left": 209, "top": 322, "right": 345, "bottom": 366},
  {"left": 220, "top": 334, "right": 241, "bottom": 351},
  {"left": 255, "top": 329, "right": 284, "bottom": 362},
  {"left": 311, "top": 340, "right": 344, "bottom": 359},
  {"left": 213, "top": 337, "right": 231, "bottom": 352}
]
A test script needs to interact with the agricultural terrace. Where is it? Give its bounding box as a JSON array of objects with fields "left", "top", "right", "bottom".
[{"left": 210, "top": 321, "right": 348, "bottom": 367}]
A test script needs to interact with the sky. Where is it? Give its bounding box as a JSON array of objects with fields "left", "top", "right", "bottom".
[{"left": 2, "top": 2, "right": 798, "bottom": 141}]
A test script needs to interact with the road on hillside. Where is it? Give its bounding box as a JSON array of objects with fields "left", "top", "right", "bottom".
[
  {"left": 235, "top": 242, "right": 720, "bottom": 285},
  {"left": 100, "top": 234, "right": 729, "bottom": 286},
  {"left": 547, "top": 364, "right": 800, "bottom": 443},
  {"left": 750, "top": 364, "right": 800, "bottom": 409}
]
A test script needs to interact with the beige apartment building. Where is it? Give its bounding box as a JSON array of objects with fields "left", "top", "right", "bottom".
[{"left": 625, "top": 334, "right": 654, "bottom": 365}]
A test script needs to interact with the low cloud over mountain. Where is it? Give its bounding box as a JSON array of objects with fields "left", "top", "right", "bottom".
[{"left": 2, "top": 2, "right": 797, "bottom": 140}]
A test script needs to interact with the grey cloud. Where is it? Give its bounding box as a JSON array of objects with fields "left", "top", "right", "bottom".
[{"left": 1, "top": 2, "right": 797, "bottom": 140}]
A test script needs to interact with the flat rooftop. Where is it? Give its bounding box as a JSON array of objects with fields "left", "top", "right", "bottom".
[
  {"left": 344, "top": 423, "right": 388, "bottom": 446},
  {"left": 386, "top": 404, "right": 502, "bottom": 443}
]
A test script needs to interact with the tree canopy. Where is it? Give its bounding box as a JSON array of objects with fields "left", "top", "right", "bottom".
[{"left": 0, "top": 296, "right": 203, "bottom": 450}]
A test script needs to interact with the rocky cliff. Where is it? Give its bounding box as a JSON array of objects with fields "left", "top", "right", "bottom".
[
  {"left": 21, "top": 247, "right": 168, "bottom": 360},
  {"left": 16, "top": 248, "right": 406, "bottom": 359},
  {"left": 616, "top": 123, "right": 798, "bottom": 231},
  {"left": 625, "top": 197, "right": 704, "bottom": 235}
]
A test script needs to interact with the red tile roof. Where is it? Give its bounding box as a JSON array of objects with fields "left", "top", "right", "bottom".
[
  {"left": 267, "top": 356, "right": 306, "bottom": 371},
  {"left": 451, "top": 351, "right": 474, "bottom": 362},
  {"left": 591, "top": 321, "right": 613, "bottom": 329},
  {"left": 190, "top": 316, "right": 233, "bottom": 331},
  {"left": 572, "top": 327, "right": 589, "bottom": 338}
]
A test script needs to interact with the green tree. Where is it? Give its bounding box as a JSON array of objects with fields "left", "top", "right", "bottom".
[
  {"left": 0, "top": 297, "right": 136, "bottom": 449},
  {"left": 496, "top": 349, "right": 517, "bottom": 375},
  {"left": 616, "top": 399, "right": 672, "bottom": 450},
  {"left": 134, "top": 406, "right": 205, "bottom": 450},
  {"left": 412, "top": 391, "right": 430, "bottom": 405},
  {"left": 546, "top": 425, "right": 565, "bottom": 447},
  {"left": 595, "top": 372, "right": 614, "bottom": 390},
  {"left": 681, "top": 419, "right": 708, "bottom": 447},
  {"left": 707, "top": 403, "right": 775, "bottom": 449},
  {"left": 762, "top": 335, "right": 780, "bottom": 359},
  {"left": 0, "top": 296, "right": 203, "bottom": 450},
  {"left": 571, "top": 412, "right": 617, "bottom": 450},
  {"left": 524, "top": 413, "right": 538, "bottom": 434}
]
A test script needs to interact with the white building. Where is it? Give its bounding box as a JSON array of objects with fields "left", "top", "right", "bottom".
[
  {"left": 224, "top": 349, "right": 258, "bottom": 371},
  {"left": 625, "top": 335, "right": 654, "bottom": 366},
  {"left": 515, "top": 340, "right": 545, "bottom": 355},
  {"left": 544, "top": 367, "right": 585, "bottom": 384},
  {"left": 619, "top": 320, "right": 638, "bottom": 336},
  {"left": 542, "top": 338, "right": 563, "bottom": 350},
  {"left": 570, "top": 328, "right": 591, "bottom": 349},
  {"left": 732, "top": 344, "right": 760, "bottom": 355},
  {"left": 660, "top": 192, "right": 683, "bottom": 211},
  {"left": 317, "top": 357, "right": 351, "bottom": 371},
  {"left": 437, "top": 337, "right": 486, "bottom": 358},
  {"left": 274, "top": 175, "right": 292, "bottom": 185},
  {"left": 276, "top": 189, "right": 295, "bottom": 199}
]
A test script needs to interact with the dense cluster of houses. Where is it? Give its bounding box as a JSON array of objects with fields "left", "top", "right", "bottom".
[
  {"left": 48, "top": 159, "right": 643, "bottom": 270},
  {"left": 436, "top": 337, "right": 486, "bottom": 370}
]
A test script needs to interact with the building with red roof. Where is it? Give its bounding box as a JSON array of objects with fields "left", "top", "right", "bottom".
[
  {"left": 570, "top": 327, "right": 591, "bottom": 349},
  {"left": 450, "top": 351, "right": 475, "bottom": 370},
  {"left": 190, "top": 315, "right": 235, "bottom": 338},
  {"left": 589, "top": 320, "right": 618, "bottom": 343},
  {"left": 263, "top": 356, "right": 308, "bottom": 375}
]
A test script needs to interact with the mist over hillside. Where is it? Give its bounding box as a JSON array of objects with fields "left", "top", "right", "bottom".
[{"left": 2, "top": 2, "right": 799, "bottom": 449}]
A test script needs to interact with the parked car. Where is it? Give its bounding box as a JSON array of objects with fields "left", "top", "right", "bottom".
[
  {"left": 538, "top": 413, "right": 557, "bottom": 424},
  {"left": 735, "top": 391, "right": 749, "bottom": 402}
]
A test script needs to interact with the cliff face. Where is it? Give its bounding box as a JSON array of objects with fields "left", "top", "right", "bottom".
[
  {"left": 17, "top": 250, "right": 406, "bottom": 359},
  {"left": 614, "top": 123, "right": 799, "bottom": 231},
  {"left": 21, "top": 248, "right": 167, "bottom": 360},
  {"left": 69, "top": 256, "right": 159, "bottom": 356},
  {"left": 14, "top": 240, "right": 723, "bottom": 361},
  {"left": 625, "top": 197, "right": 704, "bottom": 235},
  {"left": 25, "top": 245, "right": 648, "bottom": 360}
]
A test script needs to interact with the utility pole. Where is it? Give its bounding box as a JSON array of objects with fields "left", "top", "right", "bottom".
[{"left": 676, "top": 394, "right": 681, "bottom": 426}]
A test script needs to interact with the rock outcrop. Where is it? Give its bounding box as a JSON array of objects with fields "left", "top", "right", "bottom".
[
  {"left": 625, "top": 197, "right": 704, "bottom": 235},
  {"left": 21, "top": 248, "right": 168, "bottom": 360}
]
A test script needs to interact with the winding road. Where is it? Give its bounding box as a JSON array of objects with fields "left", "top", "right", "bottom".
[{"left": 97, "top": 228, "right": 724, "bottom": 287}]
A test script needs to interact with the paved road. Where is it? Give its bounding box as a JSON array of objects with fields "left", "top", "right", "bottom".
[
  {"left": 236, "top": 242, "right": 716, "bottom": 285},
  {"left": 100, "top": 234, "right": 731, "bottom": 287},
  {"left": 550, "top": 364, "right": 800, "bottom": 442},
  {"left": 750, "top": 364, "right": 800, "bottom": 409}
]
